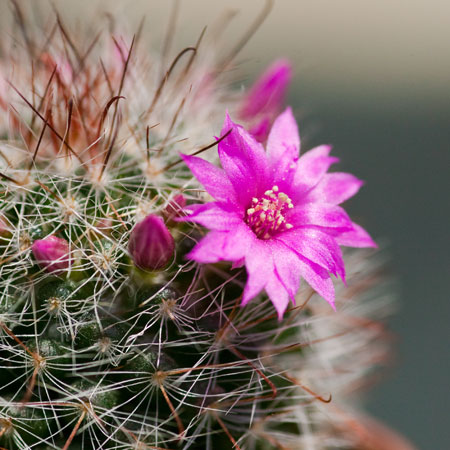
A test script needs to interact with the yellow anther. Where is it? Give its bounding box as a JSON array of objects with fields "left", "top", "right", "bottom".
[{"left": 245, "top": 188, "right": 294, "bottom": 239}]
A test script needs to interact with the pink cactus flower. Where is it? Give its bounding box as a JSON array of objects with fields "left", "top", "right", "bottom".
[
  {"left": 239, "top": 59, "right": 292, "bottom": 142},
  {"left": 179, "top": 108, "right": 376, "bottom": 318},
  {"left": 128, "top": 214, "right": 175, "bottom": 271},
  {"left": 32, "top": 235, "right": 71, "bottom": 274}
]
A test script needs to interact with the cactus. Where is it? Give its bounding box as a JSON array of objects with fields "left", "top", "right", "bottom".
[{"left": 0, "top": 3, "right": 398, "bottom": 450}]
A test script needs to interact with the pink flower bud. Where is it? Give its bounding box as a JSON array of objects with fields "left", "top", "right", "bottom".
[
  {"left": 128, "top": 215, "right": 175, "bottom": 271},
  {"left": 163, "top": 194, "right": 186, "bottom": 222},
  {"left": 31, "top": 235, "right": 71, "bottom": 274}
]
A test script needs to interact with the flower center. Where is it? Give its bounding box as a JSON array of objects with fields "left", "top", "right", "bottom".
[{"left": 245, "top": 185, "right": 294, "bottom": 239}]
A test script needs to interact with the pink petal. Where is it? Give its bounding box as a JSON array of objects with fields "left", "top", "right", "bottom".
[
  {"left": 239, "top": 59, "right": 292, "bottom": 120},
  {"left": 187, "top": 232, "right": 228, "bottom": 263},
  {"left": 231, "top": 258, "right": 245, "bottom": 269},
  {"left": 242, "top": 240, "right": 272, "bottom": 306},
  {"left": 336, "top": 222, "right": 377, "bottom": 248},
  {"left": 271, "top": 241, "right": 301, "bottom": 300},
  {"left": 293, "top": 145, "right": 339, "bottom": 192},
  {"left": 242, "top": 240, "right": 299, "bottom": 319},
  {"left": 265, "top": 273, "right": 291, "bottom": 320},
  {"left": 306, "top": 172, "right": 364, "bottom": 205},
  {"left": 187, "top": 224, "right": 253, "bottom": 264},
  {"left": 178, "top": 202, "right": 243, "bottom": 231},
  {"left": 218, "top": 113, "right": 270, "bottom": 204},
  {"left": 181, "top": 153, "right": 237, "bottom": 204},
  {"left": 288, "top": 204, "right": 354, "bottom": 231},
  {"left": 277, "top": 228, "right": 345, "bottom": 280},
  {"left": 295, "top": 254, "right": 336, "bottom": 310},
  {"left": 267, "top": 107, "right": 300, "bottom": 167}
]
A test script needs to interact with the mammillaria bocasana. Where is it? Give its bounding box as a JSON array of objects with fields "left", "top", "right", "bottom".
[{"left": 0, "top": 3, "right": 412, "bottom": 450}]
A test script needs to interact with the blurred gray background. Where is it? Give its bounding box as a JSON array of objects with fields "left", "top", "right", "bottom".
[{"left": 1, "top": 1, "right": 449, "bottom": 448}]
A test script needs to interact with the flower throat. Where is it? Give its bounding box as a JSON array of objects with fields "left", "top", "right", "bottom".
[{"left": 245, "top": 185, "right": 294, "bottom": 239}]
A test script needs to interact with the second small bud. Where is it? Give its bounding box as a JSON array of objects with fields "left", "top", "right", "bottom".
[
  {"left": 128, "top": 214, "right": 174, "bottom": 271},
  {"left": 31, "top": 235, "right": 71, "bottom": 274}
]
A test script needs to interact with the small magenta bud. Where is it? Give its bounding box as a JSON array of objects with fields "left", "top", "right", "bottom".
[
  {"left": 31, "top": 235, "right": 71, "bottom": 274},
  {"left": 128, "top": 214, "right": 174, "bottom": 271},
  {"left": 163, "top": 194, "right": 186, "bottom": 222}
]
